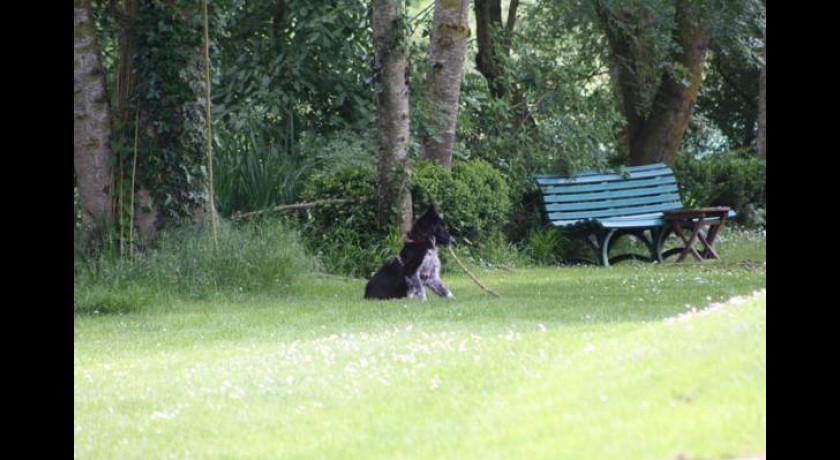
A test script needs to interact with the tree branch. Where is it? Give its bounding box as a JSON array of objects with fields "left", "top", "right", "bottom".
[{"left": 231, "top": 198, "right": 353, "bottom": 221}]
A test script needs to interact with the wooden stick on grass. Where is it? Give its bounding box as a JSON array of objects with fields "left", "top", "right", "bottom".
[{"left": 447, "top": 246, "right": 501, "bottom": 298}]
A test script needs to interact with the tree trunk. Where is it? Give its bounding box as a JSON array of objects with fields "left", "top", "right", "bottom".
[
  {"left": 373, "top": 0, "right": 413, "bottom": 233},
  {"left": 74, "top": 0, "right": 114, "bottom": 249},
  {"left": 473, "top": 0, "right": 531, "bottom": 129},
  {"left": 629, "top": 12, "right": 709, "bottom": 166},
  {"left": 600, "top": 2, "right": 710, "bottom": 167},
  {"left": 420, "top": 0, "right": 471, "bottom": 169},
  {"left": 132, "top": 0, "right": 210, "bottom": 230},
  {"left": 757, "top": 30, "right": 766, "bottom": 160},
  {"left": 474, "top": 0, "right": 505, "bottom": 98}
]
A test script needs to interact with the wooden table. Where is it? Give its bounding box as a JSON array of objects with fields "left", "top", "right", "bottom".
[{"left": 662, "top": 207, "right": 731, "bottom": 262}]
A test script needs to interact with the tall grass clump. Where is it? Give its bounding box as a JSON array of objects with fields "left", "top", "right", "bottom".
[
  {"left": 74, "top": 218, "right": 315, "bottom": 314},
  {"left": 213, "top": 126, "right": 316, "bottom": 217}
]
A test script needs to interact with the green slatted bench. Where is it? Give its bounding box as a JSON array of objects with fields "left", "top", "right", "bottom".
[{"left": 534, "top": 163, "right": 736, "bottom": 266}]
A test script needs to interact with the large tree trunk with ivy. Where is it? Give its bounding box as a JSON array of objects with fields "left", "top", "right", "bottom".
[
  {"left": 74, "top": 0, "right": 114, "bottom": 249},
  {"left": 373, "top": 0, "right": 413, "bottom": 233},
  {"left": 420, "top": 0, "right": 471, "bottom": 169},
  {"left": 132, "top": 0, "right": 211, "bottom": 234},
  {"left": 757, "top": 30, "right": 766, "bottom": 160},
  {"left": 601, "top": 1, "right": 710, "bottom": 167}
]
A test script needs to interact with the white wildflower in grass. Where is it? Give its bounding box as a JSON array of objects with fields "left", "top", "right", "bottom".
[{"left": 150, "top": 409, "right": 178, "bottom": 421}]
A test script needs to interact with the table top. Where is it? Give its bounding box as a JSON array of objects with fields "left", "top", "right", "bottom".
[{"left": 663, "top": 207, "right": 731, "bottom": 220}]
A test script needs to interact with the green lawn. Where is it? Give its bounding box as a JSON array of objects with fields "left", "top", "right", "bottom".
[{"left": 74, "top": 236, "right": 766, "bottom": 459}]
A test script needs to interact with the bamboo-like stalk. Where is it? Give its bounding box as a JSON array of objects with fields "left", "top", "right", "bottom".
[
  {"left": 129, "top": 112, "right": 139, "bottom": 259},
  {"left": 202, "top": 0, "right": 218, "bottom": 250}
]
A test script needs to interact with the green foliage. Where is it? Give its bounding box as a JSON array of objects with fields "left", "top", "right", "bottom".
[
  {"left": 131, "top": 0, "right": 218, "bottom": 223},
  {"left": 74, "top": 218, "right": 314, "bottom": 313},
  {"left": 454, "top": 1, "right": 622, "bottom": 199},
  {"left": 674, "top": 151, "right": 766, "bottom": 227},
  {"left": 215, "top": 0, "right": 374, "bottom": 134},
  {"left": 214, "top": 125, "right": 316, "bottom": 217},
  {"left": 300, "top": 164, "right": 383, "bottom": 243},
  {"left": 413, "top": 159, "right": 512, "bottom": 245},
  {"left": 299, "top": 163, "right": 387, "bottom": 276},
  {"left": 295, "top": 129, "right": 376, "bottom": 172},
  {"left": 299, "top": 158, "right": 514, "bottom": 275},
  {"left": 522, "top": 225, "right": 566, "bottom": 265},
  {"left": 691, "top": 44, "right": 762, "bottom": 151}
]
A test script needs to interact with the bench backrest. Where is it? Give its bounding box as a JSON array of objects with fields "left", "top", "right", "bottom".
[{"left": 534, "top": 163, "right": 684, "bottom": 227}]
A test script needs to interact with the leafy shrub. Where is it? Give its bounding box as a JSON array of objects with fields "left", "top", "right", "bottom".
[
  {"left": 299, "top": 158, "right": 514, "bottom": 275},
  {"left": 298, "top": 164, "right": 388, "bottom": 276},
  {"left": 296, "top": 129, "right": 376, "bottom": 172},
  {"left": 674, "top": 151, "right": 766, "bottom": 227},
  {"left": 412, "top": 159, "right": 512, "bottom": 244},
  {"left": 300, "top": 164, "right": 385, "bottom": 242},
  {"left": 522, "top": 225, "right": 566, "bottom": 265}
]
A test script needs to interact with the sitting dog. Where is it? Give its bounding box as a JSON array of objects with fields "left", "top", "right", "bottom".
[{"left": 364, "top": 205, "right": 454, "bottom": 300}]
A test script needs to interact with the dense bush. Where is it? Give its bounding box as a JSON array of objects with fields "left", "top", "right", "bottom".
[
  {"left": 674, "top": 151, "right": 766, "bottom": 227},
  {"left": 74, "top": 219, "right": 314, "bottom": 314},
  {"left": 412, "top": 159, "right": 512, "bottom": 244},
  {"left": 299, "top": 158, "right": 515, "bottom": 275},
  {"left": 299, "top": 164, "right": 384, "bottom": 243},
  {"left": 298, "top": 164, "right": 392, "bottom": 276}
]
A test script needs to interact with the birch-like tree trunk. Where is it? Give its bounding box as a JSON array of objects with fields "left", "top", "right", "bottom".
[
  {"left": 74, "top": 0, "right": 113, "bottom": 249},
  {"left": 373, "top": 0, "right": 413, "bottom": 233},
  {"left": 420, "top": 0, "right": 471, "bottom": 168}
]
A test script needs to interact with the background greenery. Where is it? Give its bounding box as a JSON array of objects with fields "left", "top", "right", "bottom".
[{"left": 77, "top": 0, "right": 766, "bottom": 288}]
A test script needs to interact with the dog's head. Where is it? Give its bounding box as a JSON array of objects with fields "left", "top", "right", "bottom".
[{"left": 407, "top": 205, "right": 453, "bottom": 247}]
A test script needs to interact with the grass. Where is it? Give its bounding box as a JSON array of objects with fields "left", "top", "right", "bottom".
[
  {"left": 74, "top": 232, "right": 765, "bottom": 459},
  {"left": 74, "top": 218, "right": 314, "bottom": 314}
]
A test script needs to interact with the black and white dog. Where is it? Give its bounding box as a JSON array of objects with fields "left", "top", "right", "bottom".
[{"left": 364, "top": 205, "right": 454, "bottom": 300}]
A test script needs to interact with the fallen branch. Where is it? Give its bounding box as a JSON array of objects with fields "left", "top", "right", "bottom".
[
  {"left": 447, "top": 246, "right": 501, "bottom": 298},
  {"left": 309, "top": 272, "right": 366, "bottom": 282},
  {"left": 232, "top": 198, "right": 351, "bottom": 221}
]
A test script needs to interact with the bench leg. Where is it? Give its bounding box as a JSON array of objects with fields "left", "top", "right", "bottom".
[
  {"left": 601, "top": 228, "right": 668, "bottom": 265},
  {"left": 581, "top": 230, "right": 616, "bottom": 267},
  {"left": 581, "top": 227, "right": 668, "bottom": 266},
  {"left": 600, "top": 229, "right": 616, "bottom": 267},
  {"left": 653, "top": 226, "right": 670, "bottom": 263}
]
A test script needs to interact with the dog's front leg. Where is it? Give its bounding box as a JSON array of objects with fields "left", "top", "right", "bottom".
[
  {"left": 425, "top": 277, "right": 454, "bottom": 299},
  {"left": 405, "top": 274, "right": 427, "bottom": 300}
]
